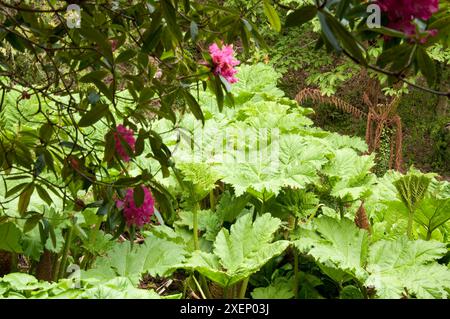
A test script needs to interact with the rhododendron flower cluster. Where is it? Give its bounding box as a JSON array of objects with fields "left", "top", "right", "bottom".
[
  {"left": 209, "top": 43, "right": 240, "bottom": 84},
  {"left": 116, "top": 186, "right": 155, "bottom": 228},
  {"left": 113, "top": 124, "right": 136, "bottom": 162},
  {"left": 377, "top": 0, "right": 439, "bottom": 41}
]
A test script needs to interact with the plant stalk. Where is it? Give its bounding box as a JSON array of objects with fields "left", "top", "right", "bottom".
[
  {"left": 209, "top": 190, "right": 215, "bottom": 211},
  {"left": 407, "top": 211, "right": 414, "bottom": 240},
  {"left": 223, "top": 285, "right": 228, "bottom": 299},
  {"left": 51, "top": 254, "right": 60, "bottom": 282},
  {"left": 200, "top": 276, "right": 212, "bottom": 299},
  {"left": 192, "top": 275, "right": 207, "bottom": 299},
  {"left": 293, "top": 248, "right": 299, "bottom": 299},
  {"left": 238, "top": 277, "right": 249, "bottom": 299},
  {"left": 193, "top": 203, "right": 200, "bottom": 250},
  {"left": 57, "top": 225, "right": 74, "bottom": 280}
]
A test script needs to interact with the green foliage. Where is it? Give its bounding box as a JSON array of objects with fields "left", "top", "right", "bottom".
[
  {"left": 366, "top": 169, "right": 450, "bottom": 241},
  {"left": 394, "top": 171, "right": 433, "bottom": 213},
  {"left": 414, "top": 197, "right": 450, "bottom": 237},
  {"left": 0, "top": 272, "right": 167, "bottom": 299},
  {"left": 215, "top": 191, "right": 252, "bottom": 223},
  {"left": 174, "top": 209, "right": 222, "bottom": 242},
  {"left": 0, "top": 222, "right": 22, "bottom": 252},
  {"left": 251, "top": 275, "right": 295, "bottom": 299},
  {"left": 84, "top": 233, "right": 187, "bottom": 286},
  {"left": 0, "top": 0, "right": 271, "bottom": 245},
  {"left": 366, "top": 237, "right": 450, "bottom": 299},
  {"left": 184, "top": 213, "right": 289, "bottom": 287},
  {"left": 428, "top": 44, "right": 450, "bottom": 64},
  {"left": 153, "top": 64, "right": 374, "bottom": 206},
  {"left": 293, "top": 216, "right": 369, "bottom": 281},
  {"left": 323, "top": 148, "right": 376, "bottom": 201},
  {"left": 0, "top": 6, "right": 449, "bottom": 301},
  {"left": 293, "top": 215, "right": 450, "bottom": 299}
]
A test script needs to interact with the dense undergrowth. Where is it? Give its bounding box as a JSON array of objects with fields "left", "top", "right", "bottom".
[
  {"left": 0, "top": 0, "right": 449, "bottom": 301},
  {"left": 1, "top": 64, "right": 449, "bottom": 299},
  {"left": 258, "top": 23, "right": 450, "bottom": 178}
]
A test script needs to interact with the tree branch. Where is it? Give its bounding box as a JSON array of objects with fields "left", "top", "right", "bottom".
[{"left": 341, "top": 49, "right": 450, "bottom": 98}]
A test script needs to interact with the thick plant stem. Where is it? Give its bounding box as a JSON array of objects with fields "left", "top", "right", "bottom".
[
  {"left": 232, "top": 284, "right": 238, "bottom": 298},
  {"left": 239, "top": 277, "right": 249, "bottom": 299},
  {"left": 193, "top": 203, "right": 200, "bottom": 250},
  {"left": 209, "top": 190, "right": 215, "bottom": 211},
  {"left": 57, "top": 225, "right": 74, "bottom": 280},
  {"left": 338, "top": 200, "right": 344, "bottom": 219},
  {"left": 52, "top": 254, "right": 60, "bottom": 282},
  {"left": 407, "top": 211, "right": 414, "bottom": 240},
  {"left": 192, "top": 275, "right": 207, "bottom": 299},
  {"left": 260, "top": 192, "right": 267, "bottom": 215},
  {"left": 293, "top": 248, "right": 299, "bottom": 299},
  {"left": 200, "top": 275, "right": 212, "bottom": 299},
  {"left": 426, "top": 229, "right": 432, "bottom": 241},
  {"left": 223, "top": 285, "right": 228, "bottom": 299},
  {"left": 191, "top": 203, "right": 212, "bottom": 298}
]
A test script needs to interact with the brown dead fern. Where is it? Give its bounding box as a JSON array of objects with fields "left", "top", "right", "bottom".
[
  {"left": 296, "top": 85, "right": 403, "bottom": 171},
  {"left": 295, "top": 88, "right": 367, "bottom": 119},
  {"left": 364, "top": 94, "right": 403, "bottom": 171}
]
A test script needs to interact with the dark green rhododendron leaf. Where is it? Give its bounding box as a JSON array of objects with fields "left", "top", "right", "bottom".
[
  {"left": 0, "top": 223, "right": 23, "bottom": 253},
  {"left": 285, "top": 5, "right": 317, "bottom": 28}
]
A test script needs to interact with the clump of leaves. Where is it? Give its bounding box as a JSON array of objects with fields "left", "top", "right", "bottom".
[
  {"left": 183, "top": 213, "right": 289, "bottom": 289},
  {"left": 293, "top": 216, "right": 450, "bottom": 299}
]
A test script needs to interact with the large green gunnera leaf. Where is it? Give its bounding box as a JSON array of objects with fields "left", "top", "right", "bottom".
[
  {"left": 366, "top": 237, "right": 450, "bottom": 299},
  {"left": 293, "top": 216, "right": 369, "bottom": 280},
  {"left": 323, "top": 148, "right": 376, "bottom": 200},
  {"left": 184, "top": 213, "right": 289, "bottom": 287},
  {"left": 84, "top": 234, "right": 187, "bottom": 285}
]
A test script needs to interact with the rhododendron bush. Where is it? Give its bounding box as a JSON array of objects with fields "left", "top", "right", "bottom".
[
  {"left": 377, "top": 0, "right": 439, "bottom": 42},
  {"left": 0, "top": 0, "right": 449, "bottom": 301},
  {"left": 285, "top": 0, "right": 450, "bottom": 93},
  {"left": 209, "top": 43, "right": 241, "bottom": 84}
]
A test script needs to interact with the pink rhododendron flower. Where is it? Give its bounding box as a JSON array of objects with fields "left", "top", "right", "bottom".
[
  {"left": 113, "top": 124, "right": 136, "bottom": 162},
  {"left": 377, "top": 0, "right": 439, "bottom": 41},
  {"left": 116, "top": 186, "right": 155, "bottom": 228},
  {"left": 209, "top": 43, "right": 240, "bottom": 84}
]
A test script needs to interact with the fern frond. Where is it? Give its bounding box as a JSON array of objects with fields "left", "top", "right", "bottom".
[{"left": 295, "top": 88, "right": 367, "bottom": 119}]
